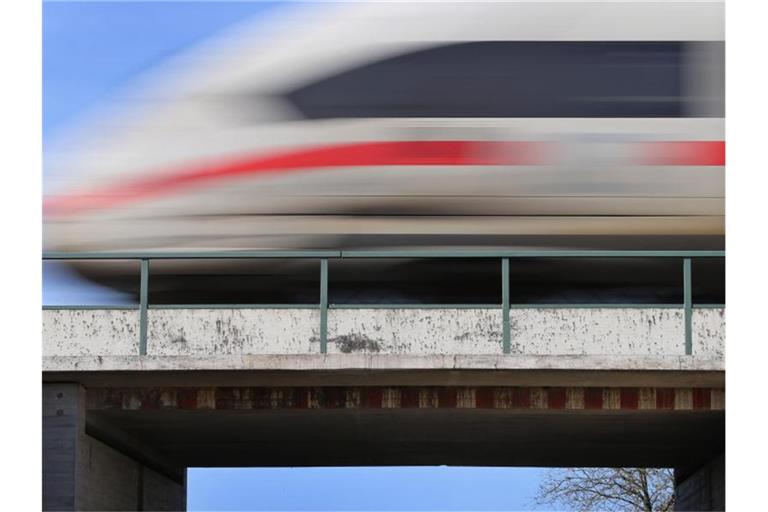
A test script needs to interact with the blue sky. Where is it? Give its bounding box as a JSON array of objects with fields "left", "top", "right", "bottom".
[
  {"left": 43, "top": 0, "right": 278, "bottom": 139},
  {"left": 43, "top": 2, "right": 549, "bottom": 510},
  {"left": 188, "top": 467, "right": 549, "bottom": 511}
]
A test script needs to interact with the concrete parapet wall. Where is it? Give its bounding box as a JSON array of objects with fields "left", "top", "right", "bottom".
[
  {"left": 43, "top": 307, "right": 724, "bottom": 360},
  {"left": 148, "top": 308, "right": 318, "bottom": 355},
  {"left": 511, "top": 308, "right": 684, "bottom": 355},
  {"left": 693, "top": 309, "right": 726, "bottom": 358},
  {"left": 43, "top": 309, "right": 139, "bottom": 356},
  {"left": 328, "top": 308, "right": 501, "bottom": 354}
]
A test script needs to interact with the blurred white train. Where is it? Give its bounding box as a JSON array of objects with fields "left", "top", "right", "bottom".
[{"left": 43, "top": 1, "right": 724, "bottom": 293}]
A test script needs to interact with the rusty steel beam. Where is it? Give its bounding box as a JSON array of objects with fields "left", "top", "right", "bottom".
[{"left": 87, "top": 386, "right": 725, "bottom": 412}]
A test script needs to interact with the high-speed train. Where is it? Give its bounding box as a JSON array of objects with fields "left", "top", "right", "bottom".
[{"left": 43, "top": 1, "right": 724, "bottom": 300}]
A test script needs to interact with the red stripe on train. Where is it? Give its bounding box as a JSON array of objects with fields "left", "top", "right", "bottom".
[
  {"left": 43, "top": 140, "right": 724, "bottom": 217},
  {"left": 640, "top": 141, "right": 725, "bottom": 166}
]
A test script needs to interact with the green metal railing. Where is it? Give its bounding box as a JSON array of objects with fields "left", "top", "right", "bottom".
[{"left": 43, "top": 250, "right": 724, "bottom": 356}]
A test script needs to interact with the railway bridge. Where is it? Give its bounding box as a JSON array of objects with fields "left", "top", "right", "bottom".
[{"left": 42, "top": 250, "right": 725, "bottom": 511}]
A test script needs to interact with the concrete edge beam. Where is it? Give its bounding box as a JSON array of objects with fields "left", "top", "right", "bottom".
[
  {"left": 44, "top": 369, "right": 724, "bottom": 390},
  {"left": 43, "top": 354, "right": 725, "bottom": 373}
]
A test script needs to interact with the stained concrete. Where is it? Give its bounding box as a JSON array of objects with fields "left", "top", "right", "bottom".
[
  {"left": 510, "top": 308, "right": 686, "bottom": 355},
  {"left": 148, "top": 308, "right": 319, "bottom": 355},
  {"left": 43, "top": 307, "right": 725, "bottom": 360},
  {"left": 43, "top": 310, "right": 139, "bottom": 356},
  {"left": 693, "top": 309, "right": 726, "bottom": 359},
  {"left": 327, "top": 309, "right": 502, "bottom": 354}
]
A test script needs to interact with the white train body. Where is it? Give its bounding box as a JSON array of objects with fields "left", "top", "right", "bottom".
[{"left": 44, "top": 1, "right": 725, "bottom": 258}]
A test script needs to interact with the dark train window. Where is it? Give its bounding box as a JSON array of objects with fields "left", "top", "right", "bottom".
[{"left": 285, "top": 41, "right": 723, "bottom": 119}]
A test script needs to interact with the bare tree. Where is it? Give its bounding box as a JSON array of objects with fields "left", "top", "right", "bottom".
[{"left": 534, "top": 468, "right": 675, "bottom": 512}]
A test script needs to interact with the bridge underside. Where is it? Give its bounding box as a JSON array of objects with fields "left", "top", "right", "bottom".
[
  {"left": 44, "top": 372, "right": 725, "bottom": 511},
  {"left": 78, "top": 378, "right": 724, "bottom": 471},
  {"left": 89, "top": 407, "right": 723, "bottom": 470}
]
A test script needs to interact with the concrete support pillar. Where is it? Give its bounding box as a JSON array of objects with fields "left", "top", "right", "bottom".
[
  {"left": 675, "top": 453, "right": 725, "bottom": 511},
  {"left": 43, "top": 383, "right": 187, "bottom": 511},
  {"left": 43, "top": 383, "right": 84, "bottom": 510}
]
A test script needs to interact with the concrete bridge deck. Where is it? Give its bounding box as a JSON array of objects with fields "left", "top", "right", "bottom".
[{"left": 43, "top": 306, "right": 724, "bottom": 368}]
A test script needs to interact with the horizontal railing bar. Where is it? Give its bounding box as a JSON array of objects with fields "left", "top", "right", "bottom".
[
  {"left": 42, "top": 303, "right": 725, "bottom": 310},
  {"left": 329, "top": 304, "right": 501, "bottom": 309},
  {"left": 42, "top": 250, "right": 343, "bottom": 260},
  {"left": 42, "top": 250, "right": 724, "bottom": 260},
  {"left": 509, "top": 303, "right": 684, "bottom": 309},
  {"left": 148, "top": 304, "right": 319, "bottom": 309},
  {"left": 340, "top": 250, "right": 725, "bottom": 258}
]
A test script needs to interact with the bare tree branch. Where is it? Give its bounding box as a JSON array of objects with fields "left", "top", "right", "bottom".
[{"left": 533, "top": 468, "right": 675, "bottom": 512}]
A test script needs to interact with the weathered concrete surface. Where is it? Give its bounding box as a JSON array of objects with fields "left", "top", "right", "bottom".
[
  {"left": 148, "top": 308, "right": 319, "bottom": 355},
  {"left": 328, "top": 309, "right": 502, "bottom": 354},
  {"left": 43, "top": 309, "right": 139, "bottom": 356},
  {"left": 693, "top": 309, "right": 726, "bottom": 359},
  {"left": 42, "top": 353, "right": 725, "bottom": 374},
  {"left": 327, "top": 308, "right": 725, "bottom": 356},
  {"left": 43, "top": 383, "right": 186, "bottom": 511},
  {"left": 510, "top": 308, "right": 685, "bottom": 355},
  {"left": 44, "top": 307, "right": 725, "bottom": 359},
  {"left": 675, "top": 452, "right": 725, "bottom": 511}
]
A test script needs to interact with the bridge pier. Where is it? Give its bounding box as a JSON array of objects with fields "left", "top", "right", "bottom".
[
  {"left": 43, "top": 383, "right": 186, "bottom": 511},
  {"left": 675, "top": 452, "right": 725, "bottom": 511}
]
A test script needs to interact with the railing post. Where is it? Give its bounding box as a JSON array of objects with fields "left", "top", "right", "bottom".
[
  {"left": 683, "top": 258, "right": 692, "bottom": 355},
  {"left": 320, "top": 258, "right": 328, "bottom": 354},
  {"left": 502, "top": 258, "right": 510, "bottom": 354},
  {"left": 139, "top": 258, "right": 149, "bottom": 356}
]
